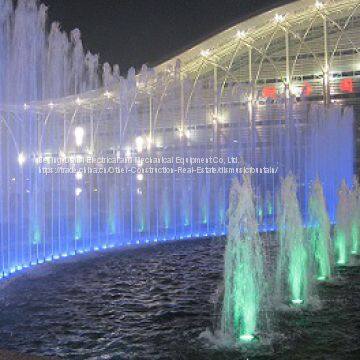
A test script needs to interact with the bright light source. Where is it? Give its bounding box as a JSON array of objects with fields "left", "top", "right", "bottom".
[
  {"left": 137, "top": 188, "right": 142, "bottom": 195},
  {"left": 75, "top": 97, "right": 82, "bottom": 105},
  {"left": 135, "top": 136, "right": 144, "bottom": 153},
  {"left": 315, "top": 1, "right": 324, "bottom": 9},
  {"left": 291, "top": 299, "right": 304, "bottom": 305},
  {"left": 137, "top": 173, "right": 144, "bottom": 181},
  {"left": 104, "top": 91, "right": 112, "bottom": 98},
  {"left": 74, "top": 126, "right": 85, "bottom": 147},
  {"left": 274, "top": 13, "right": 285, "bottom": 23},
  {"left": 236, "top": 30, "right": 247, "bottom": 39},
  {"left": 240, "top": 334, "right": 254, "bottom": 342},
  {"left": 200, "top": 49, "right": 211, "bottom": 57},
  {"left": 23, "top": 103, "right": 29, "bottom": 110},
  {"left": 18, "top": 152, "right": 26, "bottom": 166},
  {"left": 48, "top": 102, "right": 54, "bottom": 109},
  {"left": 75, "top": 171, "right": 83, "bottom": 181},
  {"left": 75, "top": 187, "right": 82, "bottom": 196}
]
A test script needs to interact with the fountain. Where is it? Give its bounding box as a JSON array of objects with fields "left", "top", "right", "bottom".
[
  {"left": 276, "top": 175, "right": 312, "bottom": 306},
  {"left": 308, "top": 179, "right": 333, "bottom": 281},
  {"left": 334, "top": 180, "right": 352, "bottom": 265},
  {"left": 221, "top": 176, "right": 264, "bottom": 342},
  {"left": 351, "top": 177, "right": 360, "bottom": 255},
  {"left": 0, "top": 0, "right": 355, "bottom": 283}
]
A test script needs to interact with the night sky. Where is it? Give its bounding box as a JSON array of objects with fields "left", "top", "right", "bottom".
[{"left": 42, "top": 0, "right": 292, "bottom": 74}]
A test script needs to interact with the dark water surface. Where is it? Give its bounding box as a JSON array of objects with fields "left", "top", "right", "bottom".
[{"left": 0, "top": 238, "right": 359, "bottom": 359}]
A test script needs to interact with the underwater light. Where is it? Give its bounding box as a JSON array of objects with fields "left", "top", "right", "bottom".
[
  {"left": 291, "top": 299, "right": 304, "bottom": 305},
  {"left": 75, "top": 187, "right": 82, "bottom": 196},
  {"left": 240, "top": 334, "right": 254, "bottom": 342},
  {"left": 317, "top": 276, "right": 326, "bottom": 281}
]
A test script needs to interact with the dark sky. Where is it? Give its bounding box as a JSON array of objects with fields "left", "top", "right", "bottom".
[{"left": 42, "top": 0, "right": 292, "bottom": 74}]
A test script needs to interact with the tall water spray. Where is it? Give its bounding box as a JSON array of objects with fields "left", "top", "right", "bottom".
[
  {"left": 351, "top": 177, "right": 360, "bottom": 255},
  {"left": 276, "top": 175, "right": 311, "bottom": 305},
  {"left": 335, "top": 180, "right": 352, "bottom": 265},
  {"left": 308, "top": 179, "right": 332, "bottom": 281},
  {"left": 0, "top": 0, "right": 355, "bottom": 281},
  {"left": 221, "top": 176, "right": 264, "bottom": 342}
]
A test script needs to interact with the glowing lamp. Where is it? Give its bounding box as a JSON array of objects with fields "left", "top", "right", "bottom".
[
  {"left": 340, "top": 78, "right": 353, "bottom": 93},
  {"left": 75, "top": 187, "right": 82, "bottom": 196},
  {"left": 315, "top": 1, "right": 324, "bottom": 10},
  {"left": 262, "top": 86, "right": 277, "bottom": 99},
  {"left": 274, "top": 14, "right": 285, "bottom": 23},
  {"left": 200, "top": 49, "right": 210, "bottom": 57},
  {"left": 236, "top": 30, "right": 247, "bottom": 39}
]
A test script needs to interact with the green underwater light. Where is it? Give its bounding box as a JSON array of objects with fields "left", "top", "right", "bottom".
[
  {"left": 291, "top": 299, "right": 304, "bottom": 305},
  {"left": 239, "top": 334, "right": 255, "bottom": 342},
  {"left": 317, "top": 276, "right": 326, "bottom": 281}
]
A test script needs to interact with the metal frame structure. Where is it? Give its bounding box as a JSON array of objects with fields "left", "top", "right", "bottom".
[{"left": 1, "top": 0, "right": 359, "bottom": 162}]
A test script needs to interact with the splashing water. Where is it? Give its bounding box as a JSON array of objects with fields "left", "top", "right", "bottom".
[
  {"left": 308, "top": 179, "right": 333, "bottom": 281},
  {"left": 335, "top": 180, "right": 352, "bottom": 265},
  {"left": 221, "top": 176, "right": 264, "bottom": 342},
  {"left": 276, "top": 175, "right": 311, "bottom": 306},
  {"left": 351, "top": 177, "right": 360, "bottom": 255}
]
